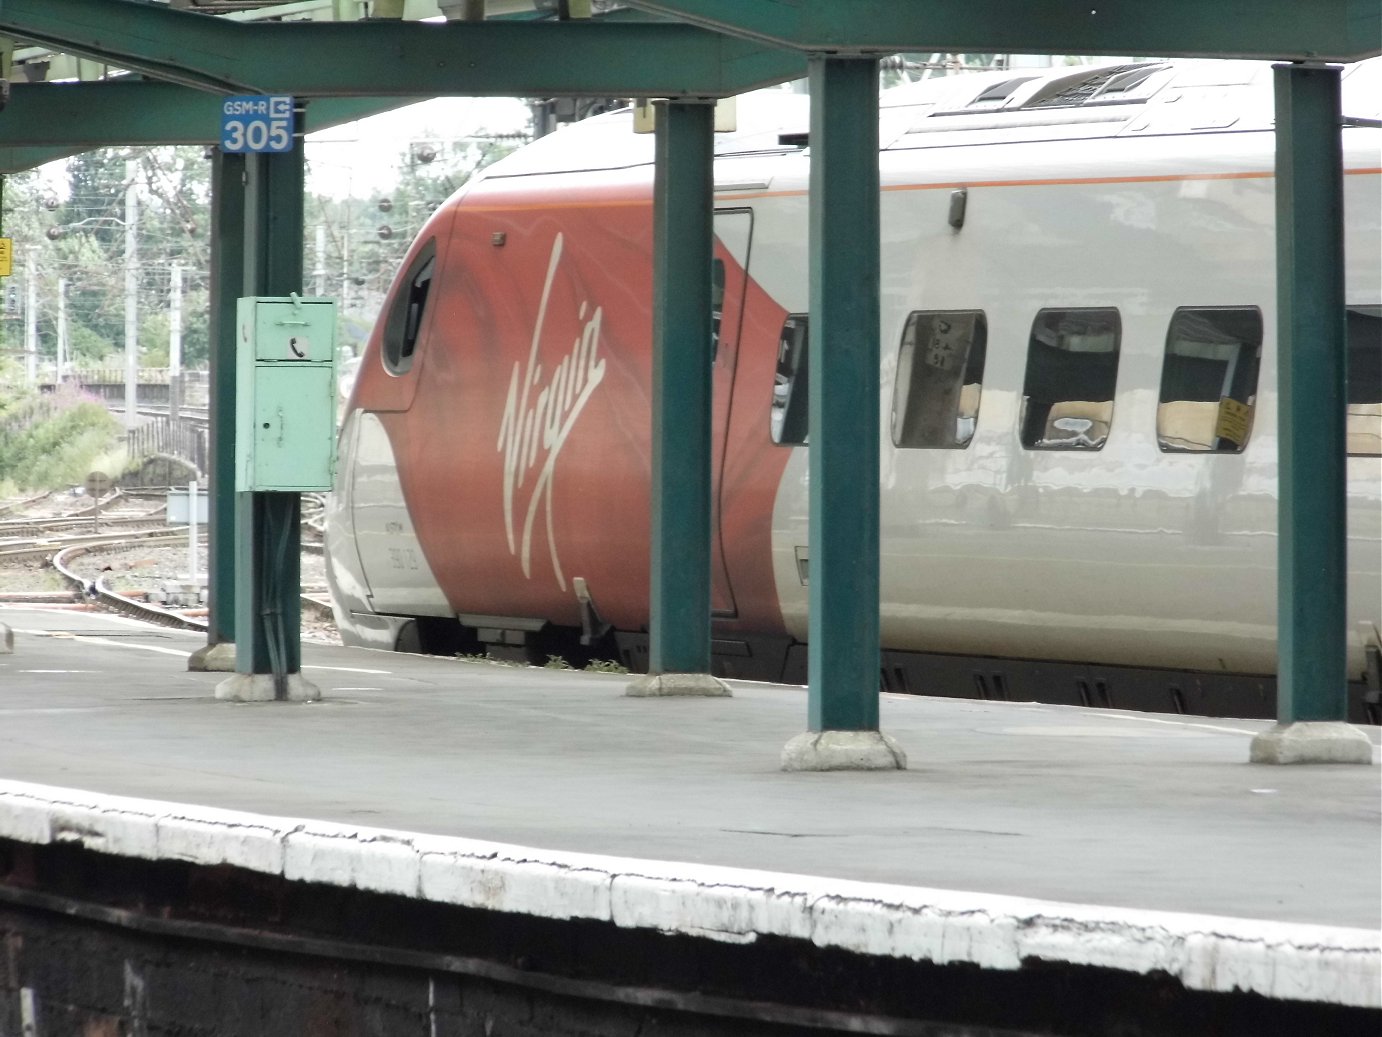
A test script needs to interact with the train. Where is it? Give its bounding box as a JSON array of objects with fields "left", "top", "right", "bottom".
[{"left": 325, "top": 57, "right": 1382, "bottom": 722}]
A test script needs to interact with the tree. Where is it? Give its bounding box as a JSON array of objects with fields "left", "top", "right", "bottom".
[{"left": 0, "top": 147, "right": 212, "bottom": 374}]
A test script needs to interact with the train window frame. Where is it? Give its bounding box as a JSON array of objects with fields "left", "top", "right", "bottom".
[
  {"left": 770, "top": 314, "right": 809, "bottom": 446},
  {"left": 382, "top": 237, "right": 437, "bottom": 376},
  {"left": 1347, "top": 304, "right": 1382, "bottom": 457},
  {"left": 891, "top": 309, "right": 988, "bottom": 449},
  {"left": 1018, "top": 307, "right": 1122, "bottom": 451},
  {"left": 1156, "top": 306, "right": 1264, "bottom": 454}
]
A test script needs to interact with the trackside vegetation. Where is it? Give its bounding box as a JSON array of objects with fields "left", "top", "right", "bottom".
[{"left": 0, "top": 383, "right": 122, "bottom": 492}]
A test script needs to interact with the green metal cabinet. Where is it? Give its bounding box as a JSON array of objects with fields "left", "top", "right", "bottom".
[{"left": 235, "top": 296, "right": 337, "bottom": 492}]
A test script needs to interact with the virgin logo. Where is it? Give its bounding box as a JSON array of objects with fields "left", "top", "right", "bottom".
[{"left": 497, "top": 233, "right": 606, "bottom": 592}]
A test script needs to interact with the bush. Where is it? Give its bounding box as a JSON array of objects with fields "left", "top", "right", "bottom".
[{"left": 0, "top": 386, "right": 122, "bottom": 490}]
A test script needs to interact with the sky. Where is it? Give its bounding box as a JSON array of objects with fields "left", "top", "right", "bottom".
[
  {"left": 303, "top": 96, "right": 533, "bottom": 199},
  {"left": 31, "top": 95, "right": 533, "bottom": 205}
]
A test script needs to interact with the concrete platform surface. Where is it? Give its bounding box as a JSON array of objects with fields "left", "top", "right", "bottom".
[{"left": 0, "top": 605, "right": 1378, "bottom": 937}]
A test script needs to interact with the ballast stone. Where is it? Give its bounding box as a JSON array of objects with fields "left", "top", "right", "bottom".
[
  {"left": 1249, "top": 722, "right": 1375, "bottom": 765},
  {"left": 781, "top": 730, "right": 908, "bottom": 771},
  {"left": 625, "top": 672, "right": 731, "bottom": 697}
]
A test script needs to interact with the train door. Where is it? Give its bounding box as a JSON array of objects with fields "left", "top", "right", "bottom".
[
  {"left": 347, "top": 230, "right": 454, "bottom": 620},
  {"left": 711, "top": 209, "right": 752, "bottom": 617}
]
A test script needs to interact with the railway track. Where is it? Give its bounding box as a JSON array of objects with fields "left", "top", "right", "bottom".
[
  {"left": 50, "top": 539, "right": 333, "bottom": 634},
  {"left": 52, "top": 539, "right": 211, "bottom": 632},
  {"left": 0, "top": 518, "right": 175, "bottom": 556},
  {"left": 138, "top": 404, "right": 208, "bottom": 427},
  {"left": 0, "top": 491, "right": 55, "bottom": 519},
  {"left": 0, "top": 489, "right": 333, "bottom": 635},
  {"left": 0, "top": 490, "right": 169, "bottom": 560}
]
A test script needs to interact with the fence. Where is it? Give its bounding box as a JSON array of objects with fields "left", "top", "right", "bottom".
[
  {"left": 127, "top": 415, "right": 208, "bottom": 477},
  {"left": 42, "top": 370, "right": 211, "bottom": 409}
]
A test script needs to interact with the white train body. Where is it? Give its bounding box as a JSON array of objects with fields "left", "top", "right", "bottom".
[{"left": 327, "top": 58, "right": 1382, "bottom": 717}]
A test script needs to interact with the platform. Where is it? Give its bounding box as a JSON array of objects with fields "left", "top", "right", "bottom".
[{"left": 0, "top": 603, "right": 1378, "bottom": 1020}]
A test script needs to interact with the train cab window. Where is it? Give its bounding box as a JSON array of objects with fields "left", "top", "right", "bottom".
[
  {"left": 382, "top": 238, "right": 437, "bottom": 375},
  {"left": 1019, "top": 308, "right": 1121, "bottom": 450},
  {"left": 891, "top": 310, "right": 987, "bottom": 449},
  {"left": 1156, "top": 307, "right": 1263, "bottom": 453},
  {"left": 1348, "top": 305, "right": 1382, "bottom": 457},
  {"left": 770, "top": 315, "right": 809, "bottom": 445}
]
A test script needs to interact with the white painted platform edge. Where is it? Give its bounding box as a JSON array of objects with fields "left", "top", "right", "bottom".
[{"left": 0, "top": 780, "right": 1376, "bottom": 1009}]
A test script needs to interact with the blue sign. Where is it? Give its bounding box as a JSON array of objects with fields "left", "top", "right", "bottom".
[{"left": 220, "top": 95, "right": 294, "bottom": 153}]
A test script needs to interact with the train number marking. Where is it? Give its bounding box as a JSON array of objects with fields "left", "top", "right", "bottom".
[
  {"left": 496, "top": 233, "right": 607, "bottom": 591},
  {"left": 388, "top": 547, "right": 421, "bottom": 571}
]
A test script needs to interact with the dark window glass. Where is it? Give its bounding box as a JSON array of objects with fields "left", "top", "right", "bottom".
[
  {"left": 710, "top": 258, "right": 726, "bottom": 363},
  {"left": 383, "top": 238, "right": 437, "bottom": 375},
  {"left": 1019, "top": 308, "right": 1121, "bottom": 450},
  {"left": 1348, "top": 305, "right": 1382, "bottom": 457},
  {"left": 1156, "top": 307, "right": 1263, "bottom": 452},
  {"left": 891, "top": 310, "right": 987, "bottom": 449},
  {"left": 770, "top": 315, "right": 809, "bottom": 445}
]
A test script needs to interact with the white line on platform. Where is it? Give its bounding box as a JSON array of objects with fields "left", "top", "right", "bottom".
[
  {"left": 303, "top": 665, "right": 392, "bottom": 675},
  {"left": 31, "top": 636, "right": 194, "bottom": 658},
  {"left": 1084, "top": 711, "right": 1263, "bottom": 737},
  {"left": 14, "top": 630, "right": 393, "bottom": 675},
  {"left": 1086, "top": 710, "right": 1382, "bottom": 757}
]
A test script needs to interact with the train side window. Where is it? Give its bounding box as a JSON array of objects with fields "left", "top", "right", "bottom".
[
  {"left": 770, "top": 315, "right": 809, "bottom": 445},
  {"left": 891, "top": 310, "right": 987, "bottom": 449},
  {"left": 1019, "top": 308, "right": 1121, "bottom": 450},
  {"left": 1348, "top": 305, "right": 1382, "bottom": 457},
  {"left": 382, "top": 238, "right": 437, "bottom": 375},
  {"left": 710, "top": 258, "right": 726, "bottom": 363},
  {"left": 1156, "top": 307, "right": 1263, "bottom": 453}
]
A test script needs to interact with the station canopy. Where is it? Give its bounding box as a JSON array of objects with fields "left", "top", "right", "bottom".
[{"left": 0, "top": 1, "right": 1376, "bottom": 171}]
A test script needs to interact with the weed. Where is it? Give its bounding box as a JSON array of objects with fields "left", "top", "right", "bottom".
[{"left": 585, "top": 658, "right": 629, "bottom": 674}]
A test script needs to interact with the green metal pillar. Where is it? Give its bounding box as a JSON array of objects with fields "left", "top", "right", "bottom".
[
  {"left": 782, "top": 56, "right": 903, "bottom": 768},
  {"left": 205, "top": 151, "right": 245, "bottom": 652},
  {"left": 806, "top": 56, "right": 882, "bottom": 733},
  {"left": 650, "top": 99, "right": 713, "bottom": 674},
  {"left": 229, "top": 110, "right": 307, "bottom": 697},
  {"left": 1274, "top": 64, "right": 1348, "bottom": 722},
  {"left": 627, "top": 99, "right": 727, "bottom": 697},
  {"left": 1250, "top": 63, "right": 1369, "bottom": 762}
]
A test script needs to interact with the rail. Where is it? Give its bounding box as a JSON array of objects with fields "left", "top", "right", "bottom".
[
  {"left": 48, "top": 530, "right": 331, "bottom": 632},
  {"left": 51, "top": 538, "right": 212, "bottom": 632}
]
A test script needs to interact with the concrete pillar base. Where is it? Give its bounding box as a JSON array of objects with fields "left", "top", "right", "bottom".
[
  {"left": 0, "top": 623, "right": 12, "bottom": 654},
  {"left": 214, "top": 673, "right": 321, "bottom": 703},
  {"left": 1249, "top": 722, "right": 1375, "bottom": 765},
  {"left": 781, "top": 730, "right": 907, "bottom": 772},
  {"left": 188, "top": 641, "right": 236, "bottom": 672},
  {"left": 625, "top": 672, "right": 731, "bottom": 697}
]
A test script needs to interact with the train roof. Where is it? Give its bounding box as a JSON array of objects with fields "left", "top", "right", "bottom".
[{"left": 477, "top": 56, "right": 1381, "bottom": 182}]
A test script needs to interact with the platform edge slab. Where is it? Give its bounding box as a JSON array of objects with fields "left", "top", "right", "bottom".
[{"left": 1, "top": 780, "right": 1379, "bottom": 1009}]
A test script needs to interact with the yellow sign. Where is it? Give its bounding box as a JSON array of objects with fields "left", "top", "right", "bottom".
[
  {"left": 0, "top": 239, "right": 11, "bottom": 278},
  {"left": 1215, "top": 397, "right": 1252, "bottom": 446}
]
